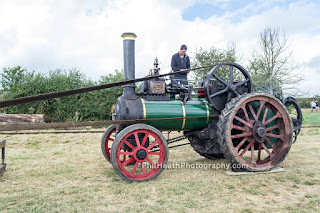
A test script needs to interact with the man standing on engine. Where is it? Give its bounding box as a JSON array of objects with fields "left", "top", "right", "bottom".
[{"left": 171, "top": 44, "right": 190, "bottom": 85}]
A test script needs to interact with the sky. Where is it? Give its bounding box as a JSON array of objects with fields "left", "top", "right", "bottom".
[{"left": 0, "top": 0, "right": 319, "bottom": 96}]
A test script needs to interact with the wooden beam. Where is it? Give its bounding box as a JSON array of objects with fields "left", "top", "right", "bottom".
[
  {"left": 0, "top": 114, "right": 44, "bottom": 125},
  {"left": 0, "top": 115, "right": 217, "bottom": 132},
  {"left": 0, "top": 140, "right": 5, "bottom": 149},
  {"left": 0, "top": 164, "right": 6, "bottom": 177}
]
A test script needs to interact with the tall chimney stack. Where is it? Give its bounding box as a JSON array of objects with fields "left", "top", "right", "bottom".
[{"left": 121, "top": 32, "right": 137, "bottom": 99}]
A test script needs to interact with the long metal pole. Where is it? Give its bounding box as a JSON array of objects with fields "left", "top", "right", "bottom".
[{"left": 0, "top": 65, "right": 214, "bottom": 109}]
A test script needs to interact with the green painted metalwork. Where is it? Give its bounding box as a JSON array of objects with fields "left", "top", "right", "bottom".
[{"left": 144, "top": 99, "right": 212, "bottom": 131}]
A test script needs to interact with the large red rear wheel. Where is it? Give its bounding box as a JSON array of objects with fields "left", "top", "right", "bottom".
[
  {"left": 110, "top": 124, "right": 169, "bottom": 183},
  {"left": 217, "top": 93, "right": 293, "bottom": 171}
]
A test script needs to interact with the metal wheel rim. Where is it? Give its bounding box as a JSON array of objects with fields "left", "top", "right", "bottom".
[
  {"left": 115, "top": 129, "right": 166, "bottom": 181},
  {"left": 228, "top": 96, "right": 292, "bottom": 169}
]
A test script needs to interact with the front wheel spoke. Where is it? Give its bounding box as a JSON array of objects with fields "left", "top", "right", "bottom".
[
  {"left": 122, "top": 157, "right": 134, "bottom": 167},
  {"left": 231, "top": 132, "right": 253, "bottom": 139},
  {"left": 141, "top": 162, "right": 146, "bottom": 174},
  {"left": 141, "top": 133, "right": 149, "bottom": 147},
  {"left": 248, "top": 103, "right": 258, "bottom": 121},
  {"left": 148, "top": 151, "right": 161, "bottom": 155},
  {"left": 119, "top": 151, "right": 133, "bottom": 156},
  {"left": 147, "top": 140, "right": 160, "bottom": 151},
  {"left": 265, "top": 137, "right": 274, "bottom": 149},
  {"left": 130, "top": 161, "right": 139, "bottom": 175},
  {"left": 264, "top": 112, "right": 280, "bottom": 125},
  {"left": 239, "top": 139, "right": 255, "bottom": 157},
  {"left": 146, "top": 157, "right": 157, "bottom": 168},
  {"left": 134, "top": 132, "right": 141, "bottom": 147},
  {"left": 266, "top": 133, "right": 284, "bottom": 141},
  {"left": 234, "top": 116, "right": 253, "bottom": 128},
  {"left": 124, "top": 140, "right": 135, "bottom": 149},
  {"left": 109, "top": 138, "right": 114, "bottom": 141}
]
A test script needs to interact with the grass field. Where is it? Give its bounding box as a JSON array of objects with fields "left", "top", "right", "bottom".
[
  {"left": 0, "top": 126, "right": 319, "bottom": 213},
  {"left": 302, "top": 108, "right": 320, "bottom": 125}
]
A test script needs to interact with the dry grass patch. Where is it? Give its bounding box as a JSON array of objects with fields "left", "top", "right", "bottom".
[{"left": 0, "top": 128, "right": 319, "bottom": 212}]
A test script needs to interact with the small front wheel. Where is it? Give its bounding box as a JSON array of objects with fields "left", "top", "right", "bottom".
[
  {"left": 110, "top": 124, "right": 169, "bottom": 183},
  {"left": 101, "top": 125, "right": 117, "bottom": 163}
]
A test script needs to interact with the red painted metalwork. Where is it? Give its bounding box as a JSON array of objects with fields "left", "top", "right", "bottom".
[
  {"left": 193, "top": 93, "right": 205, "bottom": 96},
  {"left": 104, "top": 127, "right": 116, "bottom": 159},
  {"left": 114, "top": 129, "right": 166, "bottom": 181},
  {"left": 228, "top": 96, "right": 292, "bottom": 170}
]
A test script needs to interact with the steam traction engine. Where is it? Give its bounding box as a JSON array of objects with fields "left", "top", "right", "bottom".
[{"left": 101, "top": 33, "right": 302, "bottom": 183}]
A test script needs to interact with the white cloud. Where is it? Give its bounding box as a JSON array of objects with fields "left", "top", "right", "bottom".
[{"left": 0, "top": 0, "right": 319, "bottom": 96}]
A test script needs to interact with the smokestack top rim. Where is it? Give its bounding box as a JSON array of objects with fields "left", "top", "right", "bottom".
[{"left": 121, "top": 32, "right": 137, "bottom": 40}]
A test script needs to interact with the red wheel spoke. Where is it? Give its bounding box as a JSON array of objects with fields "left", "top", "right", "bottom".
[
  {"left": 141, "top": 133, "right": 149, "bottom": 147},
  {"left": 109, "top": 138, "right": 114, "bottom": 141},
  {"left": 141, "top": 162, "right": 146, "bottom": 174},
  {"left": 262, "top": 106, "right": 269, "bottom": 123},
  {"left": 130, "top": 161, "right": 139, "bottom": 175},
  {"left": 266, "top": 133, "right": 284, "bottom": 141},
  {"left": 256, "top": 101, "right": 266, "bottom": 119},
  {"left": 266, "top": 124, "right": 280, "bottom": 132},
  {"left": 239, "top": 139, "right": 255, "bottom": 157},
  {"left": 264, "top": 112, "right": 280, "bottom": 125},
  {"left": 122, "top": 157, "right": 134, "bottom": 167},
  {"left": 232, "top": 124, "right": 247, "bottom": 131},
  {"left": 234, "top": 116, "right": 253, "bottom": 128},
  {"left": 134, "top": 132, "right": 141, "bottom": 147},
  {"left": 261, "top": 143, "right": 272, "bottom": 156},
  {"left": 124, "top": 140, "right": 135, "bottom": 150},
  {"left": 119, "top": 151, "right": 133, "bottom": 156},
  {"left": 242, "top": 106, "right": 250, "bottom": 122},
  {"left": 257, "top": 144, "right": 262, "bottom": 162},
  {"left": 112, "top": 126, "right": 168, "bottom": 182},
  {"left": 146, "top": 157, "right": 157, "bottom": 168},
  {"left": 248, "top": 103, "right": 258, "bottom": 121},
  {"left": 251, "top": 144, "right": 255, "bottom": 163},
  {"left": 265, "top": 137, "right": 274, "bottom": 149},
  {"left": 231, "top": 132, "right": 253, "bottom": 139},
  {"left": 226, "top": 95, "right": 293, "bottom": 172},
  {"left": 235, "top": 137, "right": 248, "bottom": 152},
  {"left": 148, "top": 152, "right": 161, "bottom": 155},
  {"left": 147, "top": 140, "right": 160, "bottom": 150}
]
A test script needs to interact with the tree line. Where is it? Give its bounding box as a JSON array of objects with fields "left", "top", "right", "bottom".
[
  {"left": 0, "top": 27, "right": 308, "bottom": 122},
  {"left": 192, "top": 26, "right": 304, "bottom": 96},
  {"left": 0, "top": 67, "right": 124, "bottom": 122}
]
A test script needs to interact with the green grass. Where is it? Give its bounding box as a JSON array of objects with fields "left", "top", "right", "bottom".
[
  {"left": 302, "top": 109, "right": 320, "bottom": 124},
  {"left": 0, "top": 129, "right": 319, "bottom": 212}
]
